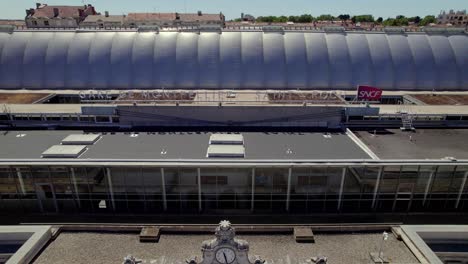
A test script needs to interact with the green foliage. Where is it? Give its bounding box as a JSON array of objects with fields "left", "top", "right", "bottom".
[
  {"left": 338, "top": 14, "right": 350, "bottom": 20},
  {"left": 408, "top": 16, "right": 421, "bottom": 24},
  {"left": 256, "top": 14, "right": 314, "bottom": 23},
  {"left": 253, "top": 13, "right": 436, "bottom": 26},
  {"left": 316, "top": 14, "right": 335, "bottom": 21},
  {"left": 383, "top": 16, "right": 409, "bottom": 26},
  {"left": 351, "top": 15, "right": 375, "bottom": 23},
  {"left": 419, "top": 15, "right": 436, "bottom": 26},
  {"left": 297, "top": 14, "right": 314, "bottom": 23}
]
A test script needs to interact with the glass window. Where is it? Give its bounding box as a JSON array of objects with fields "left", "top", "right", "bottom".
[
  {"left": 200, "top": 168, "right": 252, "bottom": 211},
  {"left": 380, "top": 166, "right": 400, "bottom": 194},
  {"left": 254, "top": 168, "right": 288, "bottom": 212},
  {"left": 164, "top": 168, "right": 198, "bottom": 212},
  {"left": 0, "top": 167, "right": 17, "bottom": 198}
]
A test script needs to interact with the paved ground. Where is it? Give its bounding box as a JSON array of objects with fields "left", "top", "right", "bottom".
[
  {"left": 354, "top": 128, "right": 468, "bottom": 160},
  {"left": 34, "top": 232, "right": 419, "bottom": 264}
]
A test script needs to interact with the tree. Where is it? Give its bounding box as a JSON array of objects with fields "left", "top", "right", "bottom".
[
  {"left": 338, "top": 14, "right": 350, "bottom": 21},
  {"left": 288, "top": 16, "right": 298, "bottom": 23},
  {"left": 383, "top": 16, "right": 409, "bottom": 26},
  {"left": 316, "top": 14, "right": 335, "bottom": 21},
  {"left": 297, "top": 14, "right": 313, "bottom": 23},
  {"left": 352, "top": 15, "right": 375, "bottom": 23},
  {"left": 278, "top": 16, "right": 288, "bottom": 23},
  {"left": 376, "top": 17, "right": 383, "bottom": 23},
  {"left": 419, "top": 15, "right": 436, "bottom": 26},
  {"left": 408, "top": 16, "right": 421, "bottom": 24}
]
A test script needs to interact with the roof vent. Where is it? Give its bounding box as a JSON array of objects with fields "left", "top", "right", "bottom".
[
  {"left": 209, "top": 134, "right": 244, "bottom": 145},
  {"left": 207, "top": 145, "right": 245, "bottom": 158},
  {"left": 61, "top": 134, "right": 100, "bottom": 145},
  {"left": 42, "top": 145, "right": 87, "bottom": 158}
]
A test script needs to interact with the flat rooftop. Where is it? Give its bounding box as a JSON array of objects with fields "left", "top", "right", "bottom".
[
  {"left": 354, "top": 129, "right": 468, "bottom": 160},
  {"left": 0, "top": 130, "right": 370, "bottom": 161},
  {"left": 33, "top": 232, "right": 419, "bottom": 264}
]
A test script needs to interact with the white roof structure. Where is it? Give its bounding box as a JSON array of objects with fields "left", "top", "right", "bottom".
[
  {"left": 61, "top": 134, "right": 100, "bottom": 145},
  {"left": 209, "top": 134, "right": 244, "bottom": 145},
  {"left": 41, "top": 145, "right": 87, "bottom": 158},
  {"left": 0, "top": 31, "right": 466, "bottom": 90},
  {"left": 207, "top": 145, "right": 245, "bottom": 158}
]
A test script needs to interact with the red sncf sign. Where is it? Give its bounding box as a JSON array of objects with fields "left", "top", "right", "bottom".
[{"left": 356, "top": 85, "right": 383, "bottom": 101}]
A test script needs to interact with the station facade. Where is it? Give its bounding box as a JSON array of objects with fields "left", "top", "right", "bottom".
[{"left": 1, "top": 162, "right": 467, "bottom": 215}]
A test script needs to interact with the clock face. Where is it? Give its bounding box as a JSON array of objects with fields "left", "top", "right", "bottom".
[{"left": 215, "top": 247, "right": 236, "bottom": 264}]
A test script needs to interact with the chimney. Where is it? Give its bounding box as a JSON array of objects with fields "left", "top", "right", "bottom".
[
  {"left": 53, "top": 8, "right": 59, "bottom": 17},
  {"left": 198, "top": 10, "right": 202, "bottom": 16},
  {"left": 105, "top": 11, "right": 109, "bottom": 17},
  {"left": 36, "top": 3, "right": 41, "bottom": 9}
]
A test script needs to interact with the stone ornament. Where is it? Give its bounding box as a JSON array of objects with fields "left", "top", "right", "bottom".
[{"left": 196, "top": 220, "right": 265, "bottom": 264}]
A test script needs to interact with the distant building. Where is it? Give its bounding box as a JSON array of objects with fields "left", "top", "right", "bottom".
[
  {"left": 25, "top": 3, "right": 98, "bottom": 28},
  {"left": 0, "top": 19, "right": 26, "bottom": 27},
  {"left": 241, "top": 13, "right": 256, "bottom": 22},
  {"left": 177, "top": 11, "right": 225, "bottom": 26},
  {"left": 82, "top": 11, "right": 125, "bottom": 28},
  {"left": 437, "top": 10, "right": 468, "bottom": 26},
  {"left": 124, "top": 12, "right": 176, "bottom": 28},
  {"left": 124, "top": 11, "right": 225, "bottom": 28}
]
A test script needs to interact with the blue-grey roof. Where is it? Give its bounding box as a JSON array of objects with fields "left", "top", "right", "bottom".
[{"left": 0, "top": 31, "right": 466, "bottom": 90}]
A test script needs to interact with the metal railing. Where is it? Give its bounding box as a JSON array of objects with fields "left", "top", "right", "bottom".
[{"left": 5, "top": 24, "right": 466, "bottom": 34}]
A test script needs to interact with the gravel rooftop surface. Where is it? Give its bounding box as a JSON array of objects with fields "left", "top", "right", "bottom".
[{"left": 34, "top": 232, "right": 419, "bottom": 264}]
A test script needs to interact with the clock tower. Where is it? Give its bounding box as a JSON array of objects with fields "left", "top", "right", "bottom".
[{"left": 192, "top": 220, "right": 264, "bottom": 264}]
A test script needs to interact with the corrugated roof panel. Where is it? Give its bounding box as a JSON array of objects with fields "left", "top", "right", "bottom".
[{"left": 0, "top": 31, "right": 465, "bottom": 90}]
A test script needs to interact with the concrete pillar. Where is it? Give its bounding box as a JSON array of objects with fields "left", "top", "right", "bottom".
[
  {"left": 338, "top": 167, "right": 347, "bottom": 210},
  {"left": 161, "top": 168, "right": 167, "bottom": 211},
  {"left": 286, "top": 168, "right": 292, "bottom": 211},
  {"left": 455, "top": 171, "right": 468, "bottom": 209},
  {"left": 106, "top": 168, "right": 116, "bottom": 211},
  {"left": 70, "top": 168, "right": 81, "bottom": 207},
  {"left": 371, "top": 167, "right": 384, "bottom": 209},
  {"left": 251, "top": 168, "right": 255, "bottom": 212},
  {"left": 15, "top": 168, "right": 26, "bottom": 195},
  {"left": 197, "top": 168, "right": 202, "bottom": 212},
  {"left": 423, "top": 170, "right": 436, "bottom": 206}
]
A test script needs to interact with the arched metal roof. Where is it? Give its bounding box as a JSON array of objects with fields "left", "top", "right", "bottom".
[{"left": 0, "top": 31, "right": 466, "bottom": 90}]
